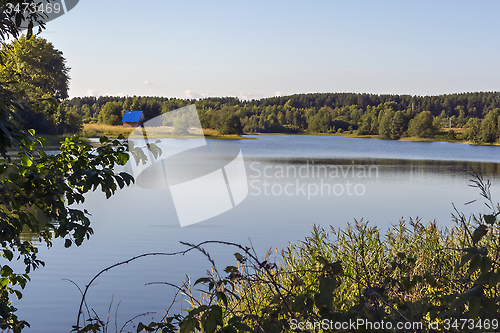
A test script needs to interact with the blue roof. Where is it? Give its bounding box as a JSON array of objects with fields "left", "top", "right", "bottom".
[{"left": 122, "top": 110, "right": 143, "bottom": 122}]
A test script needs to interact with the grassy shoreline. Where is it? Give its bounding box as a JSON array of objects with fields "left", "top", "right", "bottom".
[
  {"left": 37, "top": 124, "right": 499, "bottom": 147},
  {"left": 248, "top": 129, "right": 500, "bottom": 145},
  {"left": 81, "top": 124, "right": 254, "bottom": 140}
]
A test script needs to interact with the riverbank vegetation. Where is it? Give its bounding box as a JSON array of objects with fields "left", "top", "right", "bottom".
[
  {"left": 60, "top": 92, "right": 500, "bottom": 144},
  {"left": 75, "top": 172, "right": 500, "bottom": 333},
  {"left": 81, "top": 124, "right": 247, "bottom": 140},
  {"left": 0, "top": 8, "right": 150, "bottom": 331}
]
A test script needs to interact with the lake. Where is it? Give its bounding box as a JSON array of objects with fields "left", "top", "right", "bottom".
[{"left": 17, "top": 135, "right": 500, "bottom": 332}]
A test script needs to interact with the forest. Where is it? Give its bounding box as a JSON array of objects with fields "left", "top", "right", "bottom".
[{"left": 61, "top": 92, "right": 500, "bottom": 143}]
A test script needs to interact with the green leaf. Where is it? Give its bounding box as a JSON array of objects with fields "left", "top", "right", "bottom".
[
  {"left": 3, "top": 250, "right": 13, "bottom": 261},
  {"left": 216, "top": 290, "right": 228, "bottom": 307},
  {"left": 194, "top": 277, "right": 211, "bottom": 286},
  {"left": 469, "top": 254, "right": 481, "bottom": 274},
  {"left": 224, "top": 265, "right": 238, "bottom": 273},
  {"left": 480, "top": 256, "right": 492, "bottom": 274},
  {"left": 472, "top": 224, "right": 488, "bottom": 245},
  {"left": 204, "top": 305, "right": 223, "bottom": 332},
  {"left": 189, "top": 305, "right": 208, "bottom": 317},
  {"left": 119, "top": 172, "right": 134, "bottom": 186},
  {"left": 1, "top": 265, "right": 13, "bottom": 277},
  {"left": 232, "top": 322, "right": 252, "bottom": 332},
  {"left": 469, "top": 296, "right": 481, "bottom": 318},
  {"left": 64, "top": 239, "right": 72, "bottom": 248},
  {"left": 489, "top": 271, "right": 500, "bottom": 286},
  {"left": 36, "top": 136, "right": 46, "bottom": 147},
  {"left": 452, "top": 285, "right": 482, "bottom": 309},
  {"left": 291, "top": 294, "right": 307, "bottom": 312},
  {"left": 315, "top": 277, "right": 337, "bottom": 308},
  {"left": 484, "top": 214, "right": 496, "bottom": 225},
  {"left": 180, "top": 317, "right": 199, "bottom": 333},
  {"left": 21, "top": 154, "right": 33, "bottom": 167}
]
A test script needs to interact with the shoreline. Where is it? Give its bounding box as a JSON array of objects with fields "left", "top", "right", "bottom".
[
  {"left": 37, "top": 124, "right": 499, "bottom": 147},
  {"left": 245, "top": 131, "right": 499, "bottom": 146}
]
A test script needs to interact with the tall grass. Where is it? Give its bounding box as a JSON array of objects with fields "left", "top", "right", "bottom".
[
  {"left": 81, "top": 124, "right": 240, "bottom": 139},
  {"left": 77, "top": 173, "right": 500, "bottom": 332},
  {"left": 82, "top": 124, "right": 136, "bottom": 138},
  {"left": 168, "top": 175, "right": 500, "bottom": 332}
]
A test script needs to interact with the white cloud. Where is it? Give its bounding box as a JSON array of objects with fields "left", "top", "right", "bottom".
[
  {"left": 143, "top": 81, "right": 151, "bottom": 85},
  {"left": 86, "top": 89, "right": 98, "bottom": 97},
  {"left": 275, "top": 91, "right": 282, "bottom": 97},
  {"left": 184, "top": 90, "right": 209, "bottom": 99},
  {"left": 237, "top": 91, "right": 264, "bottom": 101}
]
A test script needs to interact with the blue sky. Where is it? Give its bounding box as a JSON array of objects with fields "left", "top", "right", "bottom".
[{"left": 40, "top": 0, "right": 500, "bottom": 99}]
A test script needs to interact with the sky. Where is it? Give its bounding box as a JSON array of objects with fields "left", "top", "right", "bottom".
[{"left": 38, "top": 0, "right": 500, "bottom": 100}]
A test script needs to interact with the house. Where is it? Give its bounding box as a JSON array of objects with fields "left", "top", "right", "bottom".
[{"left": 122, "top": 110, "right": 145, "bottom": 127}]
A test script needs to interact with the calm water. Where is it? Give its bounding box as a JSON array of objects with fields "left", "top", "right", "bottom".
[{"left": 17, "top": 135, "right": 500, "bottom": 332}]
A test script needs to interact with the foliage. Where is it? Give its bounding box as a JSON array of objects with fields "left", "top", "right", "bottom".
[
  {"left": 66, "top": 93, "right": 500, "bottom": 143},
  {"left": 0, "top": 34, "right": 79, "bottom": 135},
  {"left": 217, "top": 114, "right": 243, "bottom": 135},
  {"left": 0, "top": 0, "right": 49, "bottom": 42},
  {"left": 463, "top": 118, "right": 483, "bottom": 144},
  {"left": 0, "top": 35, "right": 69, "bottom": 102},
  {"left": 76, "top": 172, "right": 500, "bottom": 333},
  {"left": 480, "top": 109, "right": 500, "bottom": 144},
  {"left": 99, "top": 101, "right": 123, "bottom": 126},
  {"left": 0, "top": 8, "right": 146, "bottom": 331},
  {"left": 0, "top": 128, "right": 135, "bottom": 331},
  {"left": 408, "top": 111, "right": 436, "bottom": 138}
]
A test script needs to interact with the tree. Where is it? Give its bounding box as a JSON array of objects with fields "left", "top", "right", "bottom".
[
  {"left": 378, "top": 110, "right": 394, "bottom": 139},
  {"left": 462, "top": 118, "right": 482, "bottom": 143},
  {"left": 172, "top": 116, "right": 190, "bottom": 136},
  {"left": 408, "top": 111, "right": 436, "bottom": 138},
  {"left": 0, "top": 35, "right": 69, "bottom": 102},
  {"left": 307, "top": 108, "right": 332, "bottom": 133},
  {"left": 480, "top": 109, "right": 500, "bottom": 143},
  {"left": 0, "top": 35, "right": 73, "bottom": 134},
  {"left": 390, "top": 110, "right": 406, "bottom": 139},
  {"left": 457, "top": 109, "right": 467, "bottom": 127},
  {"left": 53, "top": 102, "right": 83, "bottom": 134},
  {"left": 218, "top": 114, "right": 243, "bottom": 135},
  {"left": 98, "top": 101, "right": 123, "bottom": 125},
  {"left": 0, "top": 7, "right": 143, "bottom": 331}
]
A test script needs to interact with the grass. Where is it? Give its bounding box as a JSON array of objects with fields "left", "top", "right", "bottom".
[
  {"left": 82, "top": 123, "right": 135, "bottom": 138},
  {"left": 81, "top": 123, "right": 251, "bottom": 140}
]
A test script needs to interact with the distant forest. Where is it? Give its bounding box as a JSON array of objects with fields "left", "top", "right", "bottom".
[{"left": 32, "top": 92, "right": 500, "bottom": 143}]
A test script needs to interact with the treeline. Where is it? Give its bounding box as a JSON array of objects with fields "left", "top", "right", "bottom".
[
  {"left": 4, "top": 36, "right": 500, "bottom": 143},
  {"left": 65, "top": 92, "right": 500, "bottom": 143}
]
